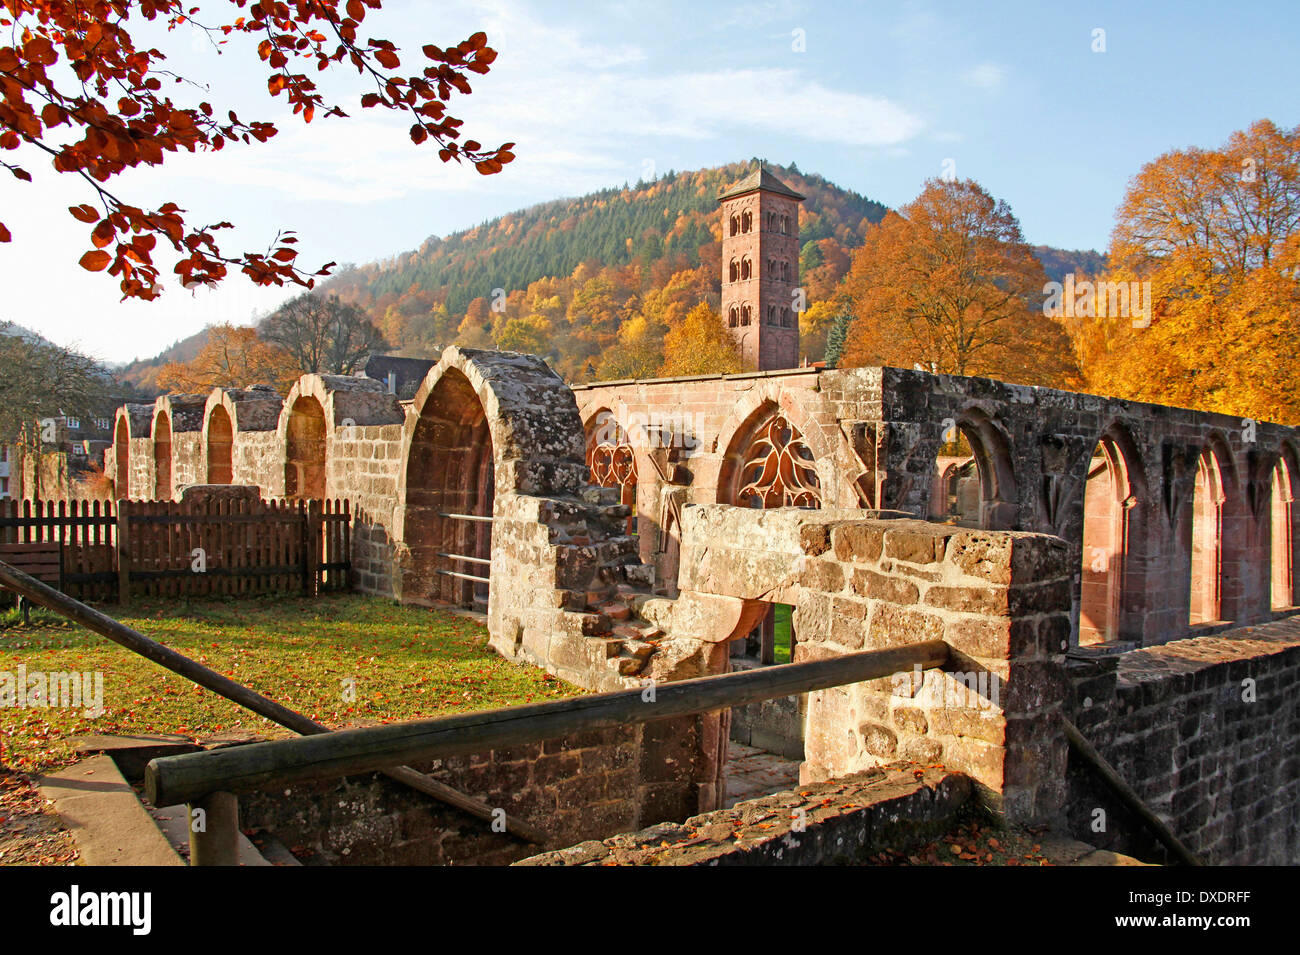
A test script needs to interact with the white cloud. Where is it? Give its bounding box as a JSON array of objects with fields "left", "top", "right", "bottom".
[{"left": 962, "top": 62, "right": 1006, "bottom": 89}]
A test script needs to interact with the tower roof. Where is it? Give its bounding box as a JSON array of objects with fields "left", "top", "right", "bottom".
[{"left": 718, "top": 165, "right": 805, "bottom": 202}]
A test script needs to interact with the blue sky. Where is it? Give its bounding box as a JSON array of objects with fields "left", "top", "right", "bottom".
[{"left": 3, "top": 0, "right": 1296, "bottom": 364}]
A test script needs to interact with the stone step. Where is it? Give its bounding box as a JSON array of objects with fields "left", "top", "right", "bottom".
[{"left": 37, "top": 756, "right": 183, "bottom": 866}]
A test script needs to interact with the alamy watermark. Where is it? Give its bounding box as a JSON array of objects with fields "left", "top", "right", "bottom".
[
  {"left": 590, "top": 406, "right": 702, "bottom": 457},
  {"left": 892, "top": 664, "right": 1000, "bottom": 710},
  {"left": 1043, "top": 273, "right": 1151, "bottom": 328},
  {"left": 0, "top": 666, "right": 104, "bottom": 718}
]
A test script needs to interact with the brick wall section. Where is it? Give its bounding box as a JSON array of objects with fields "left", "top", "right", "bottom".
[
  {"left": 671, "top": 505, "right": 1071, "bottom": 824},
  {"left": 1064, "top": 615, "right": 1300, "bottom": 864},
  {"left": 237, "top": 720, "right": 708, "bottom": 866},
  {"left": 516, "top": 764, "right": 971, "bottom": 866}
]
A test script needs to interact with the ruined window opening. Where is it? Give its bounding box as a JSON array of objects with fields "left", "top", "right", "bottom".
[
  {"left": 284, "top": 396, "right": 327, "bottom": 501},
  {"left": 1271, "top": 456, "right": 1295, "bottom": 610},
  {"left": 586, "top": 411, "right": 638, "bottom": 536},
  {"left": 153, "top": 411, "right": 172, "bottom": 500},
  {"left": 1079, "top": 436, "right": 1137, "bottom": 646},
  {"left": 207, "top": 405, "right": 234, "bottom": 486},
  {"left": 1189, "top": 447, "right": 1225, "bottom": 625},
  {"left": 114, "top": 417, "right": 130, "bottom": 499},
  {"left": 929, "top": 416, "right": 1017, "bottom": 530}
]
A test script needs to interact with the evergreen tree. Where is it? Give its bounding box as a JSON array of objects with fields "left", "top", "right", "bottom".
[{"left": 824, "top": 309, "right": 852, "bottom": 368}]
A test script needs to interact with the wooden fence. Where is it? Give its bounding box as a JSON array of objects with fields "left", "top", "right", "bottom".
[{"left": 0, "top": 497, "right": 350, "bottom": 603}]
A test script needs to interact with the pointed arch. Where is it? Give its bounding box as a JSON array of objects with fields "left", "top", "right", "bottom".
[
  {"left": 153, "top": 410, "right": 172, "bottom": 500},
  {"left": 1079, "top": 424, "right": 1147, "bottom": 645}
]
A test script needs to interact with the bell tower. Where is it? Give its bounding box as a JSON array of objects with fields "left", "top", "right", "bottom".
[{"left": 719, "top": 164, "right": 804, "bottom": 370}]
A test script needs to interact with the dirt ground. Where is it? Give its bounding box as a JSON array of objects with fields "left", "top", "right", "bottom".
[{"left": 0, "top": 767, "right": 78, "bottom": 866}]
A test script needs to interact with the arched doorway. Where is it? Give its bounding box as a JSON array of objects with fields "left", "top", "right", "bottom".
[
  {"left": 207, "top": 405, "right": 234, "bottom": 485},
  {"left": 114, "top": 417, "right": 130, "bottom": 499},
  {"left": 1079, "top": 433, "right": 1141, "bottom": 645},
  {"left": 153, "top": 411, "right": 172, "bottom": 500},
  {"left": 1189, "top": 446, "right": 1226, "bottom": 625},
  {"left": 284, "top": 396, "right": 326, "bottom": 500},
  {"left": 403, "top": 369, "right": 494, "bottom": 610},
  {"left": 1271, "top": 454, "right": 1296, "bottom": 610}
]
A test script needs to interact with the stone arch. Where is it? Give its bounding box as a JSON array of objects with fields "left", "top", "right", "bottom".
[
  {"left": 153, "top": 409, "right": 172, "bottom": 500},
  {"left": 283, "top": 394, "right": 327, "bottom": 500},
  {"left": 113, "top": 416, "right": 130, "bottom": 498},
  {"left": 1189, "top": 441, "right": 1229, "bottom": 625},
  {"left": 718, "top": 400, "right": 823, "bottom": 509},
  {"left": 932, "top": 408, "right": 1018, "bottom": 530},
  {"left": 715, "top": 387, "right": 838, "bottom": 506},
  {"left": 206, "top": 404, "right": 234, "bottom": 485},
  {"left": 1078, "top": 423, "right": 1148, "bottom": 645},
  {"left": 396, "top": 347, "right": 588, "bottom": 610},
  {"left": 1271, "top": 443, "right": 1299, "bottom": 609}
]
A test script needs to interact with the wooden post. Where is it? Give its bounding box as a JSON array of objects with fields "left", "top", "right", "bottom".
[
  {"left": 305, "top": 499, "right": 321, "bottom": 598},
  {"left": 115, "top": 499, "right": 130, "bottom": 605},
  {"left": 188, "top": 791, "right": 239, "bottom": 866}
]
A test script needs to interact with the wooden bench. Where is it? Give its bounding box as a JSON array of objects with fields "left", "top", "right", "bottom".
[{"left": 0, "top": 542, "right": 63, "bottom": 623}]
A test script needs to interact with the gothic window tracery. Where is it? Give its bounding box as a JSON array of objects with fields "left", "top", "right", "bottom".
[
  {"left": 733, "top": 411, "right": 821, "bottom": 508},
  {"left": 586, "top": 413, "right": 637, "bottom": 531}
]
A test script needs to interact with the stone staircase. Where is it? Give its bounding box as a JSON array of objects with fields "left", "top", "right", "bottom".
[{"left": 545, "top": 485, "right": 666, "bottom": 681}]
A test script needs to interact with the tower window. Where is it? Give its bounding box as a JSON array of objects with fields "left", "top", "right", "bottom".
[
  {"left": 730, "top": 215, "right": 739, "bottom": 237},
  {"left": 781, "top": 261, "right": 790, "bottom": 281},
  {"left": 729, "top": 259, "right": 739, "bottom": 283},
  {"left": 728, "top": 307, "right": 739, "bottom": 328},
  {"left": 741, "top": 305, "right": 751, "bottom": 326},
  {"left": 741, "top": 257, "right": 752, "bottom": 280},
  {"left": 781, "top": 215, "right": 789, "bottom": 234},
  {"left": 742, "top": 211, "right": 752, "bottom": 233},
  {"left": 781, "top": 307, "right": 791, "bottom": 327}
]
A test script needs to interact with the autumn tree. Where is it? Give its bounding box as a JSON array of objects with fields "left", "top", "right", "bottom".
[
  {"left": 1077, "top": 120, "right": 1300, "bottom": 422},
  {"left": 155, "top": 323, "right": 298, "bottom": 392},
  {"left": 597, "top": 313, "right": 665, "bottom": 380},
  {"left": 0, "top": 327, "right": 117, "bottom": 497},
  {"left": 0, "top": 2, "right": 513, "bottom": 299},
  {"left": 260, "top": 291, "right": 387, "bottom": 374},
  {"left": 658, "top": 302, "right": 741, "bottom": 377},
  {"left": 838, "top": 178, "right": 1079, "bottom": 387}
]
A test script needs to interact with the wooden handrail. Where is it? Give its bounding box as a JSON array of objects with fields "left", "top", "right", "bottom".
[
  {"left": 145, "top": 639, "right": 950, "bottom": 808},
  {"left": 0, "top": 558, "right": 545, "bottom": 844}
]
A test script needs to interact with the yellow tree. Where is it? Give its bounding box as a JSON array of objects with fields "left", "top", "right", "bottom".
[
  {"left": 1081, "top": 120, "right": 1300, "bottom": 422},
  {"left": 598, "top": 313, "right": 665, "bottom": 380},
  {"left": 156, "top": 324, "right": 298, "bottom": 393},
  {"left": 658, "top": 302, "right": 742, "bottom": 377},
  {"left": 838, "top": 178, "right": 1080, "bottom": 387}
]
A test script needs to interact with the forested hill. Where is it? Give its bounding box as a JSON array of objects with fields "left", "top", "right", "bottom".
[
  {"left": 324, "top": 160, "right": 887, "bottom": 321},
  {"left": 114, "top": 161, "right": 1105, "bottom": 389}
]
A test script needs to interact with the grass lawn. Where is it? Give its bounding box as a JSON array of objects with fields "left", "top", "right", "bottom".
[
  {"left": 0, "top": 593, "right": 580, "bottom": 773},
  {"left": 774, "top": 604, "right": 793, "bottom": 664}
]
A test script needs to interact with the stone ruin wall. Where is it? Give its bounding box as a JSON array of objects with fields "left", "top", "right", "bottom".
[{"left": 101, "top": 351, "right": 1300, "bottom": 857}]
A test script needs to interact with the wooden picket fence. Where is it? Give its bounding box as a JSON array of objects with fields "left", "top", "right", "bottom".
[{"left": 0, "top": 497, "right": 350, "bottom": 604}]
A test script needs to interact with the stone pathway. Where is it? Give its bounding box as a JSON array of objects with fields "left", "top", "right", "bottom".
[{"left": 723, "top": 742, "right": 802, "bottom": 808}]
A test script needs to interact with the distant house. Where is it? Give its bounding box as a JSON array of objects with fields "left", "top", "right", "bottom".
[
  {"left": 2, "top": 414, "right": 114, "bottom": 500},
  {"left": 356, "top": 354, "right": 437, "bottom": 401}
]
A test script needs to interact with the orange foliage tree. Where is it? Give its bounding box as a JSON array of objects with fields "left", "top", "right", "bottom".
[
  {"left": 155, "top": 323, "right": 298, "bottom": 392},
  {"left": 838, "top": 178, "right": 1079, "bottom": 387},
  {"left": 0, "top": 1, "right": 513, "bottom": 299},
  {"left": 658, "top": 302, "right": 741, "bottom": 377},
  {"left": 1076, "top": 120, "right": 1300, "bottom": 423}
]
